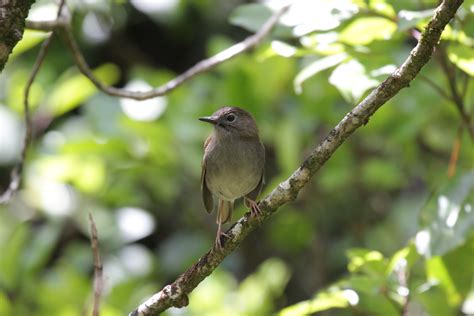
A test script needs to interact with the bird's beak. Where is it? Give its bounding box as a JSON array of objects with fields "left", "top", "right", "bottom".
[{"left": 199, "top": 116, "right": 218, "bottom": 124}]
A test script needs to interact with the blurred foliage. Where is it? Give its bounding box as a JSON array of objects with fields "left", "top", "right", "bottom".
[{"left": 0, "top": 0, "right": 473, "bottom": 315}]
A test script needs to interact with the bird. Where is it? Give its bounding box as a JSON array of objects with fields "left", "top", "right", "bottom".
[{"left": 199, "top": 106, "right": 265, "bottom": 250}]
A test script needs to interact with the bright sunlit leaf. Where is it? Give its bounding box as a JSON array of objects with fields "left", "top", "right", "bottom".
[
  {"left": 339, "top": 17, "right": 397, "bottom": 45},
  {"left": 329, "top": 59, "right": 379, "bottom": 103},
  {"left": 294, "top": 53, "right": 348, "bottom": 94},
  {"left": 9, "top": 30, "right": 49, "bottom": 60},
  {"left": 273, "top": 0, "right": 359, "bottom": 36},
  {"left": 418, "top": 171, "right": 474, "bottom": 257},
  {"left": 369, "top": 0, "right": 396, "bottom": 19},
  {"left": 447, "top": 44, "right": 474, "bottom": 76},
  {"left": 346, "top": 248, "right": 386, "bottom": 274},
  {"left": 386, "top": 243, "right": 419, "bottom": 276},
  {"left": 278, "top": 288, "right": 350, "bottom": 316},
  {"left": 426, "top": 256, "right": 462, "bottom": 305}
]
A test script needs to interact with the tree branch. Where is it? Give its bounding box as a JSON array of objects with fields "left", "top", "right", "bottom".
[
  {"left": 128, "top": 1, "right": 464, "bottom": 315},
  {"left": 419, "top": 74, "right": 455, "bottom": 103},
  {"left": 1, "top": 3, "right": 288, "bottom": 204},
  {"left": 0, "top": 0, "right": 35, "bottom": 72},
  {"left": 88, "top": 212, "right": 104, "bottom": 316},
  {"left": 0, "top": 0, "right": 66, "bottom": 204},
  {"left": 435, "top": 45, "right": 474, "bottom": 137},
  {"left": 26, "top": 4, "right": 291, "bottom": 100}
]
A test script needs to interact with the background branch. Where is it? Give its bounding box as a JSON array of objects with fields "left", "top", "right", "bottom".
[
  {"left": 1, "top": 3, "right": 288, "bottom": 204},
  {"left": 435, "top": 45, "right": 474, "bottom": 137},
  {"left": 129, "top": 0, "right": 464, "bottom": 315},
  {"left": 88, "top": 212, "right": 103, "bottom": 316},
  {"left": 26, "top": 4, "right": 291, "bottom": 100},
  {"left": 0, "top": 0, "right": 66, "bottom": 204}
]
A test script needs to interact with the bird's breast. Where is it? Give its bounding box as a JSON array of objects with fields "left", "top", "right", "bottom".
[{"left": 204, "top": 137, "right": 264, "bottom": 201}]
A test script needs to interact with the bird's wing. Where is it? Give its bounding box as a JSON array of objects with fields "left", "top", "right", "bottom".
[
  {"left": 201, "top": 136, "right": 214, "bottom": 213},
  {"left": 246, "top": 142, "right": 265, "bottom": 202},
  {"left": 245, "top": 172, "right": 264, "bottom": 202}
]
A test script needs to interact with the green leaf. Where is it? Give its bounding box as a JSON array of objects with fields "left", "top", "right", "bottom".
[
  {"left": 416, "top": 171, "right": 474, "bottom": 257},
  {"left": 0, "top": 291, "right": 12, "bottom": 316},
  {"left": 447, "top": 44, "right": 474, "bottom": 76},
  {"left": 229, "top": 4, "right": 273, "bottom": 33},
  {"left": 346, "top": 248, "right": 386, "bottom": 275},
  {"left": 23, "top": 223, "right": 62, "bottom": 278},
  {"left": 237, "top": 258, "right": 290, "bottom": 313},
  {"left": 329, "top": 59, "right": 379, "bottom": 103},
  {"left": 278, "top": 288, "right": 349, "bottom": 316},
  {"left": 441, "top": 26, "right": 474, "bottom": 46},
  {"left": 386, "top": 243, "right": 420, "bottom": 276},
  {"left": 294, "top": 53, "right": 348, "bottom": 94},
  {"left": 442, "top": 235, "right": 474, "bottom": 296},
  {"left": 339, "top": 17, "right": 397, "bottom": 46},
  {"left": 355, "top": 290, "right": 400, "bottom": 316},
  {"left": 426, "top": 257, "right": 462, "bottom": 306},
  {"left": 9, "top": 30, "right": 49, "bottom": 60},
  {"left": 47, "top": 63, "right": 121, "bottom": 116},
  {"left": 0, "top": 224, "right": 30, "bottom": 290},
  {"left": 415, "top": 283, "right": 457, "bottom": 316},
  {"left": 369, "top": 0, "right": 396, "bottom": 19}
]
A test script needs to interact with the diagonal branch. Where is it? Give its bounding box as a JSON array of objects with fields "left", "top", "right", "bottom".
[
  {"left": 26, "top": 4, "right": 291, "bottom": 101},
  {"left": 0, "top": 0, "right": 66, "bottom": 204},
  {"left": 128, "top": 1, "right": 464, "bottom": 315}
]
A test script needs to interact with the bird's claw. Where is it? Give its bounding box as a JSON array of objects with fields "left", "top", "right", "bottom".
[
  {"left": 215, "top": 229, "right": 230, "bottom": 251},
  {"left": 246, "top": 198, "right": 263, "bottom": 222}
]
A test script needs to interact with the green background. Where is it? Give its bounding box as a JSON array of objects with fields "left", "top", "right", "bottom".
[{"left": 0, "top": 0, "right": 473, "bottom": 315}]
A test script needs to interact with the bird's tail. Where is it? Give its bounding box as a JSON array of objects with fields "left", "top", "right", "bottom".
[{"left": 217, "top": 200, "right": 233, "bottom": 224}]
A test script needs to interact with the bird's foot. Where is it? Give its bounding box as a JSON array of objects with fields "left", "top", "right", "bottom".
[
  {"left": 245, "top": 198, "right": 263, "bottom": 222},
  {"left": 215, "top": 227, "right": 230, "bottom": 251}
]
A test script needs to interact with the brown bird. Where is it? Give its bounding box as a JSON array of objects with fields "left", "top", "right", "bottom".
[{"left": 199, "top": 106, "right": 265, "bottom": 250}]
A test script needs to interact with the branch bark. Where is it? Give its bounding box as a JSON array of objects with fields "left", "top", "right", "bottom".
[
  {"left": 128, "top": 0, "right": 464, "bottom": 315},
  {"left": 0, "top": 0, "right": 35, "bottom": 72}
]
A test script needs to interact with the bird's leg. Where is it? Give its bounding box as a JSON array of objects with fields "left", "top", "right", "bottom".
[
  {"left": 215, "top": 221, "right": 230, "bottom": 251},
  {"left": 245, "top": 197, "right": 262, "bottom": 222}
]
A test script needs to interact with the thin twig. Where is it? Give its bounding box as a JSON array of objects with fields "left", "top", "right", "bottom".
[
  {"left": 88, "top": 212, "right": 104, "bottom": 316},
  {"left": 419, "top": 74, "right": 454, "bottom": 102},
  {"left": 128, "top": 1, "right": 464, "bottom": 315},
  {"left": 2, "top": 3, "right": 289, "bottom": 204},
  {"left": 436, "top": 45, "right": 474, "bottom": 138},
  {"left": 461, "top": 72, "right": 470, "bottom": 99},
  {"left": 27, "top": 4, "right": 291, "bottom": 101},
  {"left": 0, "top": 0, "right": 66, "bottom": 204},
  {"left": 447, "top": 125, "right": 462, "bottom": 177}
]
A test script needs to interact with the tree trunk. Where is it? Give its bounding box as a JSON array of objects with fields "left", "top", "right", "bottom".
[{"left": 0, "top": 0, "right": 35, "bottom": 72}]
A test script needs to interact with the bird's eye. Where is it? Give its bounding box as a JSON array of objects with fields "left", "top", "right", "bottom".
[{"left": 226, "top": 114, "right": 236, "bottom": 122}]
